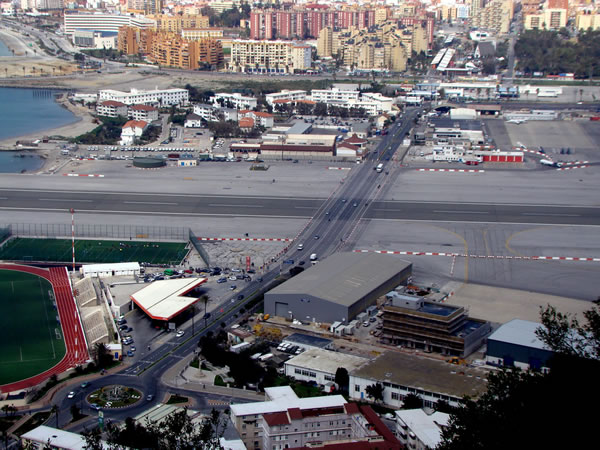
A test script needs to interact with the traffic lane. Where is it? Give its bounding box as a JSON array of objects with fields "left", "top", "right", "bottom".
[
  {"left": 366, "top": 201, "right": 600, "bottom": 225},
  {"left": 0, "top": 190, "right": 324, "bottom": 217}
]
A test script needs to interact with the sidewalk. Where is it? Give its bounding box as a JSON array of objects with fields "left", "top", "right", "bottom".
[{"left": 160, "top": 352, "right": 265, "bottom": 402}]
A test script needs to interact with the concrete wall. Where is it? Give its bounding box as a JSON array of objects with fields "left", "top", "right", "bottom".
[{"left": 264, "top": 293, "right": 349, "bottom": 324}]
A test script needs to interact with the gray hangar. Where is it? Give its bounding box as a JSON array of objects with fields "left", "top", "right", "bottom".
[{"left": 265, "top": 252, "right": 412, "bottom": 324}]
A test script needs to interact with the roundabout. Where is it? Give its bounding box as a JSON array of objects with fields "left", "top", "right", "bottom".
[{"left": 86, "top": 385, "right": 143, "bottom": 409}]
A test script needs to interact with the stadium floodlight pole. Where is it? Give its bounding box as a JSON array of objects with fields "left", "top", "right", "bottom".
[{"left": 71, "top": 208, "right": 75, "bottom": 272}]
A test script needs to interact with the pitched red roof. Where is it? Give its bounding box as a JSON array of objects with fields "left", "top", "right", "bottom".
[
  {"left": 263, "top": 411, "right": 290, "bottom": 427},
  {"left": 130, "top": 104, "right": 157, "bottom": 111},
  {"left": 253, "top": 111, "right": 273, "bottom": 118},
  {"left": 337, "top": 142, "right": 359, "bottom": 151},
  {"left": 101, "top": 100, "right": 126, "bottom": 107},
  {"left": 239, "top": 117, "right": 255, "bottom": 128},
  {"left": 123, "top": 120, "right": 148, "bottom": 129},
  {"left": 287, "top": 407, "right": 302, "bottom": 420},
  {"left": 344, "top": 133, "right": 368, "bottom": 144},
  {"left": 272, "top": 99, "right": 291, "bottom": 104}
]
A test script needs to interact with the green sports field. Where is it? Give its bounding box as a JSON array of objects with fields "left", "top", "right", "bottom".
[
  {"left": 0, "top": 270, "right": 66, "bottom": 385},
  {"left": 0, "top": 238, "right": 188, "bottom": 265}
]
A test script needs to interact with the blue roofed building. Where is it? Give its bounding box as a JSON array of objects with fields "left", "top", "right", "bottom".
[
  {"left": 381, "top": 294, "right": 490, "bottom": 357},
  {"left": 485, "top": 319, "right": 554, "bottom": 372}
]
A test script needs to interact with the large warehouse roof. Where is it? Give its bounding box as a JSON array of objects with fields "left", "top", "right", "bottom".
[
  {"left": 487, "top": 319, "right": 549, "bottom": 351},
  {"left": 268, "top": 252, "right": 411, "bottom": 306},
  {"left": 131, "top": 278, "right": 207, "bottom": 321}
]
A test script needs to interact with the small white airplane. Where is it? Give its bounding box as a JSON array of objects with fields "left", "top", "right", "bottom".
[
  {"left": 507, "top": 119, "right": 527, "bottom": 124},
  {"left": 540, "top": 159, "right": 562, "bottom": 168}
]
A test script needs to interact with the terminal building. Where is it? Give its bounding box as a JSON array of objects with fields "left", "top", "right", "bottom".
[
  {"left": 264, "top": 252, "right": 412, "bottom": 324},
  {"left": 381, "top": 294, "right": 490, "bottom": 357}
]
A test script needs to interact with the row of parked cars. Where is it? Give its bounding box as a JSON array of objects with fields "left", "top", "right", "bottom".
[{"left": 276, "top": 342, "right": 304, "bottom": 356}]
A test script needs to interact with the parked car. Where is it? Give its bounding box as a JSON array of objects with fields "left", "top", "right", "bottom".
[
  {"left": 80, "top": 382, "right": 90, "bottom": 388},
  {"left": 67, "top": 391, "right": 76, "bottom": 398},
  {"left": 176, "top": 330, "right": 185, "bottom": 337}
]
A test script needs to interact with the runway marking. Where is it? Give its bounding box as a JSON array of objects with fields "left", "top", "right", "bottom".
[
  {"left": 522, "top": 213, "right": 580, "bottom": 217},
  {"left": 294, "top": 206, "right": 317, "bottom": 209},
  {"left": 0, "top": 197, "right": 7, "bottom": 200},
  {"left": 39, "top": 198, "right": 93, "bottom": 202},
  {"left": 354, "top": 249, "right": 600, "bottom": 262},
  {"left": 196, "top": 237, "right": 291, "bottom": 242},
  {"left": 373, "top": 208, "right": 402, "bottom": 212},
  {"left": 123, "top": 201, "right": 179, "bottom": 205},
  {"left": 209, "top": 203, "right": 264, "bottom": 208},
  {"left": 434, "top": 210, "right": 489, "bottom": 214}
]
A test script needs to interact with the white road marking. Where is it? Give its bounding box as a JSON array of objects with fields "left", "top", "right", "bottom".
[
  {"left": 209, "top": 203, "right": 264, "bottom": 208},
  {"left": 522, "top": 213, "right": 580, "bottom": 217},
  {"left": 39, "top": 198, "right": 93, "bottom": 202},
  {"left": 433, "top": 210, "right": 490, "bottom": 214},
  {"left": 124, "top": 201, "right": 179, "bottom": 205}
]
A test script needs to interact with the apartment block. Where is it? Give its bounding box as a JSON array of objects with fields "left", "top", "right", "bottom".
[
  {"left": 265, "top": 90, "right": 307, "bottom": 106},
  {"left": 471, "top": 0, "right": 514, "bottom": 34},
  {"left": 96, "top": 100, "right": 128, "bottom": 118},
  {"left": 181, "top": 28, "right": 224, "bottom": 40},
  {"left": 211, "top": 92, "right": 258, "bottom": 110},
  {"left": 228, "top": 40, "right": 312, "bottom": 73},
  {"left": 250, "top": 7, "right": 376, "bottom": 40},
  {"left": 524, "top": 8, "right": 567, "bottom": 30},
  {"left": 148, "top": 13, "right": 210, "bottom": 33},
  {"left": 128, "top": 104, "right": 158, "bottom": 122},
  {"left": 576, "top": 10, "right": 600, "bottom": 30},
  {"left": 98, "top": 88, "right": 188, "bottom": 107},
  {"left": 63, "top": 12, "right": 155, "bottom": 36}
]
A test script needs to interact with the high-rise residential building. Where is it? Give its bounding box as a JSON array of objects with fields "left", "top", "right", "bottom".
[
  {"left": 228, "top": 39, "right": 312, "bottom": 73},
  {"left": 63, "top": 12, "right": 155, "bottom": 37},
  {"left": 250, "top": 7, "right": 376, "bottom": 40},
  {"left": 317, "top": 26, "right": 333, "bottom": 58},
  {"left": 148, "top": 14, "right": 210, "bottom": 34},
  {"left": 524, "top": 7, "right": 567, "bottom": 30},
  {"left": 471, "top": 0, "right": 514, "bottom": 34}
]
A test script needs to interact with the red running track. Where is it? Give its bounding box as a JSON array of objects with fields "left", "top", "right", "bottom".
[{"left": 0, "top": 264, "right": 89, "bottom": 394}]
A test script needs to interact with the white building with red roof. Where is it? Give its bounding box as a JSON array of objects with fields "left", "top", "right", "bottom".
[
  {"left": 239, "top": 110, "right": 274, "bottom": 128},
  {"left": 128, "top": 104, "right": 158, "bottom": 122},
  {"left": 120, "top": 120, "right": 148, "bottom": 146},
  {"left": 97, "top": 100, "right": 127, "bottom": 118},
  {"left": 343, "top": 133, "right": 368, "bottom": 148}
]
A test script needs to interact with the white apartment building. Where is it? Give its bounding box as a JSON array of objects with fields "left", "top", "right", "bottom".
[
  {"left": 96, "top": 100, "right": 128, "bottom": 118},
  {"left": 98, "top": 88, "right": 189, "bottom": 107},
  {"left": 230, "top": 386, "right": 347, "bottom": 450},
  {"left": 285, "top": 348, "right": 368, "bottom": 387},
  {"left": 120, "top": 120, "right": 148, "bottom": 146},
  {"left": 128, "top": 104, "right": 159, "bottom": 122},
  {"left": 395, "top": 409, "right": 450, "bottom": 450},
  {"left": 228, "top": 40, "right": 313, "bottom": 74},
  {"left": 211, "top": 93, "right": 258, "bottom": 110},
  {"left": 63, "top": 12, "right": 155, "bottom": 36},
  {"left": 181, "top": 28, "right": 224, "bottom": 40},
  {"left": 265, "top": 90, "right": 307, "bottom": 106},
  {"left": 191, "top": 104, "right": 239, "bottom": 122},
  {"left": 311, "top": 88, "right": 360, "bottom": 104}
]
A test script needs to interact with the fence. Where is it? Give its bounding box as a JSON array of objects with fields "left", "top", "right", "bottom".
[
  {"left": 3, "top": 223, "right": 189, "bottom": 242},
  {"left": 188, "top": 229, "right": 211, "bottom": 267},
  {"left": 0, "top": 227, "right": 10, "bottom": 245}
]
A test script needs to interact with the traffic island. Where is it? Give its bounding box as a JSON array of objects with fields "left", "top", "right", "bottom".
[{"left": 86, "top": 385, "right": 142, "bottom": 409}]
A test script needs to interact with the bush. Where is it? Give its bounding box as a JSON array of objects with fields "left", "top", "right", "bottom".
[{"left": 214, "top": 375, "right": 226, "bottom": 386}]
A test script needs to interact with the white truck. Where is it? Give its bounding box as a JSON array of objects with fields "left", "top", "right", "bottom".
[{"left": 310, "top": 253, "right": 318, "bottom": 264}]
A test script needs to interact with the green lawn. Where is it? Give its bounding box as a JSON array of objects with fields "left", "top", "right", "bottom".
[
  {"left": 0, "top": 238, "right": 188, "bottom": 265},
  {"left": 0, "top": 270, "right": 66, "bottom": 385}
]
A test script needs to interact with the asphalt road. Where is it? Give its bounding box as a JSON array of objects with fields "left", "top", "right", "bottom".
[{"left": 2, "top": 189, "right": 599, "bottom": 226}]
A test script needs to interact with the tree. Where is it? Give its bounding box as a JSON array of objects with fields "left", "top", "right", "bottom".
[
  {"left": 401, "top": 393, "right": 423, "bottom": 409},
  {"left": 365, "top": 383, "right": 384, "bottom": 403},
  {"left": 50, "top": 404, "right": 59, "bottom": 428},
  {"left": 536, "top": 300, "right": 600, "bottom": 360},
  {"left": 92, "top": 342, "right": 111, "bottom": 368},
  {"left": 334, "top": 367, "right": 349, "bottom": 392}
]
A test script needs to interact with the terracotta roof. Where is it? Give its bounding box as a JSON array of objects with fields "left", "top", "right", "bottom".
[
  {"left": 263, "top": 411, "right": 290, "bottom": 427},
  {"left": 123, "top": 120, "right": 148, "bottom": 129},
  {"left": 130, "top": 104, "right": 157, "bottom": 111},
  {"left": 337, "top": 142, "right": 359, "bottom": 151},
  {"left": 239, "top": 109, "right": 252, "bottom": 114},
  {"left": 253, "top": 111, "right": 273, "bottom": 118},
  {"left": 344, "top": 133, "right": 368, "bottom": 144},
  {"left": 101, "top": 100, "right": 126, "bottom": 107},
  {"left": 239, "top": 117, "right": 255, "bottom": 128},
  {"left": 272, "top": 99, "right": 291, "bottom": 104},
  {"left": 287, "top": 407, "right": 302, "bottom": 421},
  {"left": 297, "top": 100, "right": 316, "bottom": 105}
]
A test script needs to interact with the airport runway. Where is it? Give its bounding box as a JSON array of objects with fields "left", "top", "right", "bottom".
[{"left": 1, "top": 188, "right": 599, "bottom": 226}]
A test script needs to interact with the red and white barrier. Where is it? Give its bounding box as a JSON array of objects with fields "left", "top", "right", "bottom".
[
  {"left": 416, "top": 169, "right": 485, "bottom": 173},
  {"left": 556, "top": 165, "right": 588, "bottom": 171},
  {"left": 195, "top": 237, "right": 291, "bottom": 242},
  {"left": 327, "top": 167, "right": 352, "bottom": 170},
  {"left": 62, "top": 173, "right": 105, "bottom": 177},
  {"left": 354, "top": 249, "right": 600, "bottom": 262}
]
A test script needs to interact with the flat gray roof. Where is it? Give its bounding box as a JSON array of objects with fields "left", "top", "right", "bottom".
[
  {"left": 487, "top": 319, "right": 549, "bottom": 351},
  {"left": 284, "top": 332, "right": 332, "bottom": 348},
  {"left": 268, "top": 252, "right": 411, "bottom": 307},
  {"left": 352, "top": 351, "right": 488, "bottom": 399}
]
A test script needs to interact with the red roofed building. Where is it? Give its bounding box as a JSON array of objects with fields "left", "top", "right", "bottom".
[
  {"left": 120, "top": 120, "right": 148, "bottom": 146},
  {"left": 239, "top": 110, "right": 275, "bottom": 128},
  {"left": 261, "top": 403, "right": 402, "bottom": 450},
  {"left": 343, "top": 133, "right": 368, "bottom": 148},
  {"left": 97, "top": 100, "right": 127, "bottom": 118},
  {"left": 239, "top": 116, "right": 255, "bottom": 131},
  {"left": 128, "top": 104, "right": 159, "bottom": 122}
]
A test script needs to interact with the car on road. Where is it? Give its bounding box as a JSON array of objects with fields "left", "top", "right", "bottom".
[
  {"left": 230, "top": 285, "right": 237, "bottom": 290},
  {"left": 314, "top": 235, "right": 319, "bottom": 240},
  {"left": 257, "top": 277, "right": 263, "bottom": 282},
  {"left": 341, "top": 199, "right": 347, "bottom": 203},
  {"left": 90, "top": 404, "right": 101, "bottom": 410},
  {"left": 284, "top": 259, "right": 294, "bottom": 264},
  {"left": 228, "top": 276, "right": 237, "bottom": 281},
  {"left": 130, "top": 346, "right": 136, "bottom": 352},
  {"left": 203, "top": 312, "right": 211, "bottom": 320},
  {"left": 247, "top": 269, "right": 255, "bottom": 274},
  {"left": 237, "top": 294, "right": 244, "bottom": 300},
  {"left": 127, "top": 350, "right": 134, "bottom": 357},
  {"left": 147, "top": 394, "right": 154, "bottom": 401},
  {"left": 217, "top": 277, "right": 227, "bottom": 283},
  {"left": 81, "top": 382, "right": 90, "bottom": 388},
  {"left": 67, "top": 391, "right": 76, "bottom": 399},
  {"left": 231, "top": 268, "right": 242, "bottom": 272},
  {"left": 299, "top": 261, "right": 305, "bottom": 265},
  {"left": 363, "top": 321, "right": 370, "bottom": 327},
  {"left": 353, "top": 203, "right": 358, "bottom": 207},
  {"left": 176, "top": 330, "right": 185, "bottom": 337}
]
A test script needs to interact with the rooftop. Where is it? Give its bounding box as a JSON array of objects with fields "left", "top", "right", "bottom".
[
  {"left": 430, "top": 118, "right": 483, "bottom": 131},
  {"left": 130, "top": 278, "right": 207, "bottom": 321},
  {"left": 231, "top": 386, "right": 346, "bottom": 417},
  {"left": 395, "top": 409, "right": 449, "bottom": 449},
  {"left": 487, "top": 319, "right": 550, "bottom": 351},
  {"left": 21, "top": 425, "right": 108, "bottom": 449},
  {"left": 283, "top": 332, "right": 332, "bottom": 349},
  {"left": 286, "top": 348, "right": 369, "bottom": 374},
  {"left": 351, "top": 351, "right": 488, "bottom": 400},
  {"left": 267, "top": 252, "right": 411, "bottom": 307}
]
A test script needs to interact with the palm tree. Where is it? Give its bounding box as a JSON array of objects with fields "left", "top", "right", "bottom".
[
  {"left": 202, "top": 295, "right": 209, "bottom": 328},
  {"left": 32, "top": 67, "right": 36, "bottom": 77},
  {"left": 22, "top": 66, "right": 25, "bottom": 77},
  {"left": 50, "top": 404, "right": 59, "bottom": 428},
  {"left": 4, "top": 68, "right": 7, "bottom": 78},
  {"left": 190, "top": 303, "right": 198, "bottom": 336}
]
